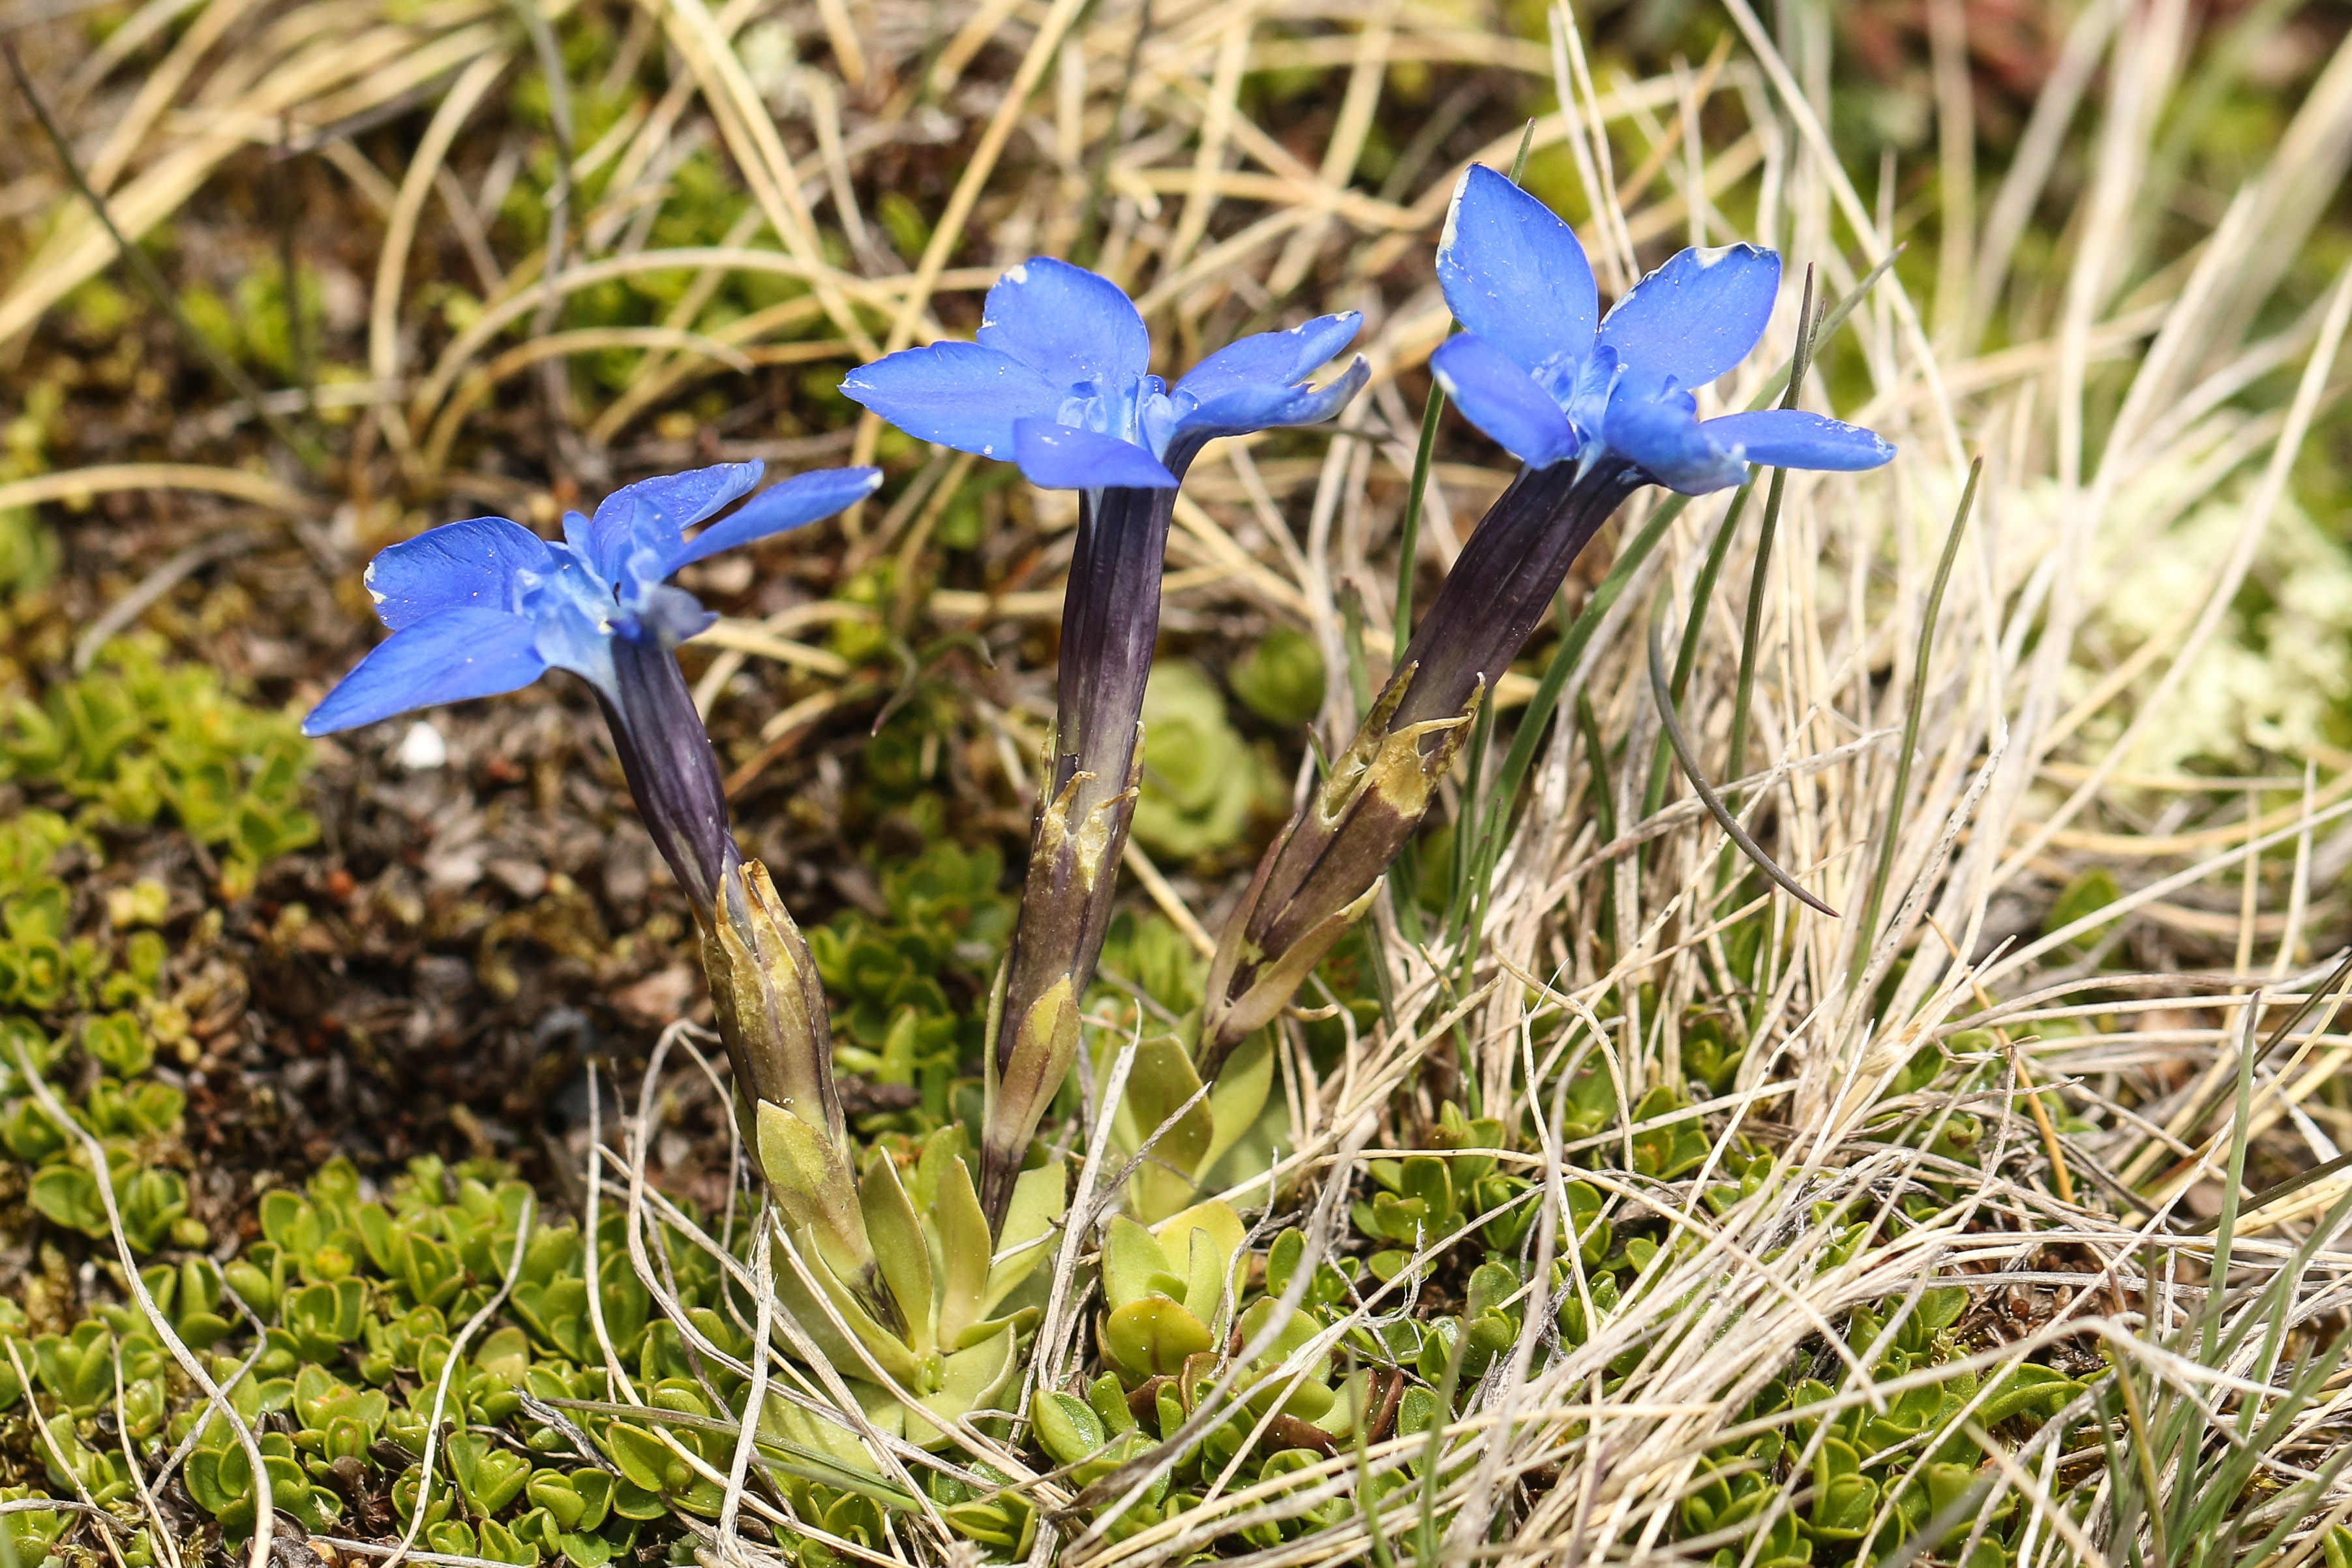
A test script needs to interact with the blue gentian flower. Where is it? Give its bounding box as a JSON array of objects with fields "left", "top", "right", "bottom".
[
  {"left": 838, "top": 256, "right": 1369, "bottom": 490},
  {"left": 305, "top": 460, "right": 879, "bottom": 914},
  {"left": 1198, "top": 174, "right": 1899, "bottom": 1073},
  {"left": 305, "top": 462, "right": 879, "bottom": 734},
  {"left": 1428, "top": 164, "right": 1893, "bottom": 494}
]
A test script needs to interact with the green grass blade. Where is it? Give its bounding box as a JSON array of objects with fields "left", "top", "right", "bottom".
[
  {"left": 1639, "top": 478, "right": 1755, "bottom": 825},
  {"left": 1850, "top": 456, "right": 1982, "bottom": 988},
  {"left": 1649, "top": 590, "right": 1836, "bottom": 916},
  {"left": 1393, "top": 385, "right": 1448, "bottom": 667}
]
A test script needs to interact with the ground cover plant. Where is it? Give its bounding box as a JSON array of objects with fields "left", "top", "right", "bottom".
[{"left": 3, "top": 0, "right": 2352, "bottom": 1565}]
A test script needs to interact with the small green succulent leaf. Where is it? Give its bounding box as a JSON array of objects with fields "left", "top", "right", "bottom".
[
  {"left": 1115, "top": 1036, "right": 1216, "bottom": 1222},
  {"left": 1102, "top": 1216, "right": 1177, "bottom": 1312},
  {"left": 908, "top": 1321, "right": 1019, "bottom": 1449},
  {"left": 1154, "top": 1201, "right": 1245, "bottom": 1324},
  {"left": 447, "top": 1430, "right": 532, "bottom": 1516},
  {"left": 1033, "top": 1391, "right": 1107, "bottom": 1468},
  {"left": 1197, "top": 1031, "right": 1273, "bottom": 1183},
  {"left": 1102, "top": 1297, "right": 1213, "bottom": 1383}
]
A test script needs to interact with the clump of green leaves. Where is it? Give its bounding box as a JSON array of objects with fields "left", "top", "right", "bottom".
[
  {"left": 1673, "top": 1289, "right": 2087, "bottom": 1568},
  {"left": 806, "top": 840, "right": 1011, "bottom": 1131},
  {"left": 1131, "top": 660, "right": 1286, "bottom": 862},
  {"left": 2, "top": 635, "right": 317, "bottom": 896},
  {"left": 1352, "top": 1103, "right": 1537, "bottom": 1280}
]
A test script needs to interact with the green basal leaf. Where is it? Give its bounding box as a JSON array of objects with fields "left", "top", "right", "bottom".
[
  {"left": 856, "top": 1149, "right": 935, "bottom": 1360},
  {"left": 1103, "top": 1297, "right": 1213, "bottom": 1382}
]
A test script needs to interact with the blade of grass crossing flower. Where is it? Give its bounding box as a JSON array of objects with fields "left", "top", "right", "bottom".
[
  {"left": 1639, "top": 478, "right": 1756, "bottom": 824},
  {"left": 1850, "top": 457, "right": 1982, "bottom": 987},
  {"left": 1506, "top": 117, "right": 1537, "bottom": 183},
  {"left": 1392, "top": 381, "right": 1448, "bottom": 667},
  {"left": 1738, "top": 249, "right": 1897, "bottom": 414},
  {"left": 1650, "top": 590, "right": 1837, "bottom": 916},
  {"left": 1725, "top": 267, "right": 1820, "bottom": 800}
]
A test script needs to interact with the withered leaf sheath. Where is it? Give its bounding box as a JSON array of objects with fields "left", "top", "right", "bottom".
[
  {"left": 980, "top": 483, "right": 1175, "bottom": 1229},
  {"left": 1198, "top": 462, "right": 1638, "bottom": 1076}
]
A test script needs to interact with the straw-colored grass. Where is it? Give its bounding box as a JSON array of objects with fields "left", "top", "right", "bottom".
[{"left": 5, "top": 0, "right": 2352, "bottom": 1563}]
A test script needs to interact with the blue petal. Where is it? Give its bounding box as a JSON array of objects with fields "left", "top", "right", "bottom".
[
  {"left": 1430, "top": 333, "right": 1580, "bottom": 468},
  {"left": 1171, "top": 312, "right": 1362, "bottom": 407},
  {"left": 670, "top": 466, "right": 883, "bottom": 570},
  {"left": 363, "top": 517, "right": 551, "bottom": 631},
  {"left": 1597, "top": 243, "right": 1781, "bottom": 396},
  {"left": 1602, "top": 393, "right": 1747, "bottom": 494},
  {"left": 1437, "top": 165, "right": 1598, "bottom": 380},
  {"left": 588, "top": 462, "right": 764, "bottom": 582},
  {"left": 1013, "top": 419, "right": 1177, "bottom": 489},
  {"left": 1171, "top": 356, "right": 1369, "bottom": 448},
  {"left": 1698, "top": 410, "right": 1895, "bottom": 472},
  {"left": 978, "top": 257, "right": 1151, "bottom": 393},
  {"left": 839, "top": 341, "right": 1064, "bottom": 459},
  {"left": 303, "top": 608, "right": 547, "bottom": 735}
]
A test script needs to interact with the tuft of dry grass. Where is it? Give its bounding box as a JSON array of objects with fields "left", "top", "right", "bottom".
[{"left": 7, "top": 0, "right": 2352, "bottom": 1562}]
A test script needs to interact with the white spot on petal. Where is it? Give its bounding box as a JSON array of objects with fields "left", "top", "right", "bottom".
[
  {"left": 1005, "top": 262, "right": 1029, "bottom": 284},
  {"left": 1440, "top": 177, "right": 1468, "bottom": 258}
]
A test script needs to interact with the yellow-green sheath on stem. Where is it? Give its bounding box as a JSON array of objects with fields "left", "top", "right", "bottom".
[
  {"left": 980, "top": 482, "right": 1179, "bottom": 1231},
  {"left": 707, "top": 858, "right": 886, "bottom": 1315},
  {"left": 1198, "top": 461, "right": 1638, "bottom": 1078}
]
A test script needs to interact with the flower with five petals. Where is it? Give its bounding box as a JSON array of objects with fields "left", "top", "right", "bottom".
[
  {"left": 839, "top": 256, "right": 1368, "bottom": 492},
  {"left": 841, "top": 257, "right": 1368, "bottom": 1230},
  {"left": 304, "top": 460, "right": 879, "bottom": 916},
  {"left": 1429, "top": 163, "right": 1893, "bottom": 494}
]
